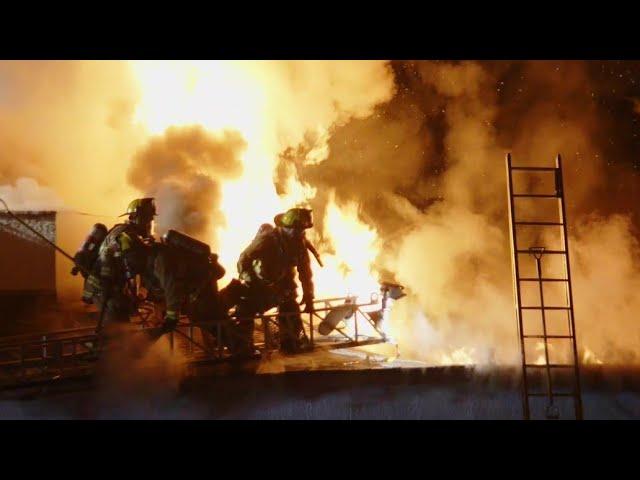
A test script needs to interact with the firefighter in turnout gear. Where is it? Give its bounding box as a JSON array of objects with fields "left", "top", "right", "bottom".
[
  {"left": 79, "top": 198, "right": 156, "bottom": 331},
  {"left": 232, "top": 207, "right": 317, "bottom": 355},
  {"left": 143, "top": 230, "right": 231, "bottom": 348}
]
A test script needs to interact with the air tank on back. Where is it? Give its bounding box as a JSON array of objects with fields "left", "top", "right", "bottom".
[
  {"left": 161, "top": 229, "right": 211, "bottom": 258},
  {"left": 71, "top": 223, "right": 108, "bottom": 277}
]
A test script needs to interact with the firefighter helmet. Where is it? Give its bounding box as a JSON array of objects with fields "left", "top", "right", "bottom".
[
  {"left": 120, "top": 198, "right": 157, "bottom": 220},
  {"left": 274, "top": 208, "right": 313, "bottom": 229}
]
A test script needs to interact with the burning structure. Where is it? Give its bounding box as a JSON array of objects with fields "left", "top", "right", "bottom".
[{"left": 0, "top": 60, "right": 639, "bottom": 419}]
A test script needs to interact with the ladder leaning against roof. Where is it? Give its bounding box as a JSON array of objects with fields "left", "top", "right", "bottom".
[{"left": 506, "top": 153, "right": 583, "bottom": 420}]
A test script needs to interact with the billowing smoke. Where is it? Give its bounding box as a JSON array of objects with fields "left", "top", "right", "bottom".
[
  {"left": 0, "top": 177, "right": 65, "bottom": 211},
  {"left": 0, "top": 59, "right": 396, "bottom": 305},
  {"left": 0, "top": 61, "right": 144, "bottom": 214},
  {"left": 0, "top": 61, "right": 145, "bottom": 298},
  {"left": 571, "top": 214, "right": 640, "bottom": 363},
  {"left": 129, "top": 60, "right": 397, "bottom": 271},
  {"left": 1, "top": 60, "right": 639, "bottom": 368},
  {"left": 279, "top": 60, "right": 640, "bottom": 365},
  {"left": 127, "top": 126, "right": 245, "bottom": 246}
]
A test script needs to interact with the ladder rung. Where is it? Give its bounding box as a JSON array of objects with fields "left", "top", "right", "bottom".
[
  {"left": 521, "top": 306, "right": 571, "bottom": 310},
  {"left": 512, "top": 194, "right": 559, "bottom": 198},
  {"left": 525, "top": 364, "right": 575, "bottom": 369},
  {"left": 523, "top": 335, "right": 574, "bottom": 339},
  {"left": 527, "top": 392, "right": 576, "bottom": 397},
  {"left": 519, "top": 278, "right": 568, "bottom": 282},
  {"left": 514, "top": 221, "right": 564, "bottom": 226},
  {"left": 510, "top": 167, "right": 558, "bottom": 172},
  {"left": 516, "top": 250, "right": 567, "bottom": 255}
]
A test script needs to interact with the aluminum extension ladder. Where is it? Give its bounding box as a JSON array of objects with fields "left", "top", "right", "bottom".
[{"left": 506, "top": 153, "right": 583, "bottom": 420}]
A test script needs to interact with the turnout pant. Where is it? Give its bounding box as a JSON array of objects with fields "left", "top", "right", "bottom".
[{"left": 233, "top": 285, "right": 304, "bottom": 355}]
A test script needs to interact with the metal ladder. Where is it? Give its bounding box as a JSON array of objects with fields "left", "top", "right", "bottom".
[{"left": 506, "top": 153, "right": 583, "bottom": 420}]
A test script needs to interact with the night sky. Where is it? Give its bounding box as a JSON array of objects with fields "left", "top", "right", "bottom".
[{"left": 392, "top": 60, "right": 640, "bottom": 227}]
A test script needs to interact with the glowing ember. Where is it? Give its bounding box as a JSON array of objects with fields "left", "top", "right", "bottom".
[
  {"left": 533, "top": 341, "right": 555, "bottom": 365},
  {"left": 583, "top": 347, "right": 604, "bottom": 365},
  {"left": 438, "top": 347, "right": 476, "bottom": 365}
]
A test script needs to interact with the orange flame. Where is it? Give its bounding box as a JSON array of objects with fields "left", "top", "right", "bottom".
[{"left": 129, "top": 60, "right": 383, "bottom": 307}]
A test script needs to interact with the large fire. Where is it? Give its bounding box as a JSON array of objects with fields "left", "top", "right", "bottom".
[
  {"left": 130, "top": 60, "right": 382, "bottom": 309},
  {"left": 5, "top": 60, "right": 637, "bottom": 369}
]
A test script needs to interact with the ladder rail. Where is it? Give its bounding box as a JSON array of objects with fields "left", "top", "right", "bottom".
[
  {"left": 534, "top": 253, "right": 555, "bottom": 407},
  {"left": 506, "top": 153, "right": 530, "bottom": 419},
  {"left": 555, "top": 154, "right": 584, "bottom": 419}
]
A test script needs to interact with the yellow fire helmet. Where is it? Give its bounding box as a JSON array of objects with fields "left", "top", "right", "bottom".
[
  {"left": 120, "top": 198, "right": 158, "bottom": 219},
  {"left": 274, "top": 208, "right": 313, "bottom": 229}
]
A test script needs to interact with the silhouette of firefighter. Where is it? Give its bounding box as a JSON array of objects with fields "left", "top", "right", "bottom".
[
  {"left": 73, "top": 198, "right": 156, "bottom": 334},
  {"left": 229, "top": 207, "right": 318, "bottom": 355},
  {"left": 142, "top": 229, "right": 237, "bottom": 352}
]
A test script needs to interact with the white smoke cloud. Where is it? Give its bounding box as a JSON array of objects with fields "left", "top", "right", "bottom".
[{"left": 0, "top": 177, "right": 65, "bottom": 211}]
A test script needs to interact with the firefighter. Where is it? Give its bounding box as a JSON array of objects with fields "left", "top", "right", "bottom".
[
  {"left": 143, "top": 230, "right": 231, "bottom": 350},
  {"left": 232, "top": 207, "right": 316, "bottom": 355},
  {"left": 80, "top": 198, "right": 157, "bottom": 332}
]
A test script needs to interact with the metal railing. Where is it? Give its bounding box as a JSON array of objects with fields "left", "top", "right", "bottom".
[
  {"left": 165, "top": 293, "right": 388, "bottom": 360},
  {"left": 0, "top": 294, "right": 390, "bottom": 389}
]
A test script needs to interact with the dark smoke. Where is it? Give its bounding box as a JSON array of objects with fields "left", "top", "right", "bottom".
[
  {"left": 127, "top": 125, "right": 246, "bottom": 246},
  {"left": 277, "top": 60, "right": 640, "bottom": 364},
  {"left": 1, "top": 60, "right": 639, "bottom": 366}
]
